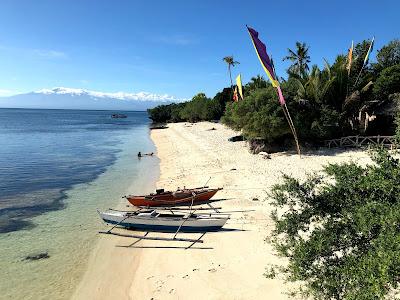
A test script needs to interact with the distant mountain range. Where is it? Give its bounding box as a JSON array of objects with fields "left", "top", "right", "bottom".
[{"left": 0, "top": 87, "right": 180, "bottom": 110}]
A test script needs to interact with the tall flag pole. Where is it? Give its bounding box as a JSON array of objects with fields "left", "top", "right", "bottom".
[
  {"left": 236, "top": 74, "right": 244, "bottom": 100},
  {"left": 246, "top": 25, "right": 301, "bottom": 157},
  {"left": 354, "top": 37, "right": 374, "bottom": 88}
]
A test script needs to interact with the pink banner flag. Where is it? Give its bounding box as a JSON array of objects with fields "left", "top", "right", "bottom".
[{"left": 276, "top": 86, "right": 286, "bottom": 106}]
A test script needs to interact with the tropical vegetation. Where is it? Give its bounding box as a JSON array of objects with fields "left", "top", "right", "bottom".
[
  {"left": 267, "top": 147, "right": 400, "bottom": 299},
  {"left": 148, "top": 39, "right": 400, "bottom": 147}
]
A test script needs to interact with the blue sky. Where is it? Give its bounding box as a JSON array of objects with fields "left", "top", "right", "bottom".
[{"left": 0, "top": 0, "right": 398, "bottom": 100}]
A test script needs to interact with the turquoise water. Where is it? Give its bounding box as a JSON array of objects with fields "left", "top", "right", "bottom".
[{"left": 0, "top": 109, "right": 159, "bottom": 299}]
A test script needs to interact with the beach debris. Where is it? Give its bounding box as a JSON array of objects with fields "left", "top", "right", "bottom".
[
  {"left": 228, "top": 135, "right": 245, "bottom": 142},
  {"left": 259, "top": 151, "right": 271, "bottom": 159},
  {"left": 207, "top": 127, "right": 216, "bottom": 131},
  {"left": 23, "top": 251, "right": 49, "bottom": 261},
  {"left": 252, "top": 197, "right": 259, "bottom": 201},
  {"left": 150, "top": 124, "right": 168, "bottom": 130},
  {"left": 230, "top": 168, "right": 237, "bottom": 171}
]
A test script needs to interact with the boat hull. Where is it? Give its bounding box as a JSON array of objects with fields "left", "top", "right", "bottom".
[
  {"left": 127, "top": 188, "right": 221, "bottom": 207},
  {"left": 99, "top": 211, "right": 228, "bottom": 232}
]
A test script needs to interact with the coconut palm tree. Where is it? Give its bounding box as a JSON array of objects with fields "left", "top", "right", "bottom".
[
  {"left": 223, "top": 56, "right": 240, "bottom": 87},
  {"left": 244, "top": 75, "right": 268, "bottom": 95},
  {"left": 296, "top": 61, "right": 336, "bottom": 104},
  {"left": 283, "top": 42, "right": 311, "bottom": 79}
]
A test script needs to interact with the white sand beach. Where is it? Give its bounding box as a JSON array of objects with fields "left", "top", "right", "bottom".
[{"left": 73, "top": 122, "right": 372, "bottom": 300}]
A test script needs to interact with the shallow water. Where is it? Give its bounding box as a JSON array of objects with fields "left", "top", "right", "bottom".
[{"left": 0, "top": 109, "right": 159, "bottom": 299}]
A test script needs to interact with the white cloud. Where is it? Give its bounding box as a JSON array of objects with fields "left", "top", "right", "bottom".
[
  {"left": 35, "top": 87, "right": 185, "bottom": 102},
  {"left": 33, "top": 49, "right": 67, "bottom": 59}
]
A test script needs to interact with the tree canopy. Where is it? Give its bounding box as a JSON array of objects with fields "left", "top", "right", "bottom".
[
  {"left": 268, "top": 148, "right": 400, "bottom": 299},
  {"left": 284, "top": 42, "right": 311, "bottom": 79}
]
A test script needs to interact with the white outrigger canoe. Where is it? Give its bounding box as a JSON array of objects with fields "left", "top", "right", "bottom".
[{"left": 99, "top": 209, "right": 229, "bottom": 232}]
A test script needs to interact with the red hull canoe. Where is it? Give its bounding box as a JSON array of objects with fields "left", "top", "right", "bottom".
[{"left": 126, "top": 188, "right": 222, "bottom": 207}]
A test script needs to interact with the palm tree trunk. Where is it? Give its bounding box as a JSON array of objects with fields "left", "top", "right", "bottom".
[
  {"left": 228, "top": 65, "right": 234, "bottom": 102},
  {"left": 228, "top": 65, "right": 233, "bottom": 87}
]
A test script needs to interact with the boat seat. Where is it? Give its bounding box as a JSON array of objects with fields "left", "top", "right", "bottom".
[
  {"left": 138, "top": 211, "right": 158, "bottom": 217},
  {"left": 183, "top": 213, "right": 194, "bottom": 219}
]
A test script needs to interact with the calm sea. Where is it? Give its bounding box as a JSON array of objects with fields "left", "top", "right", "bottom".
[{"left": 0, "top": 108, "right": 159, "bottom": 299}]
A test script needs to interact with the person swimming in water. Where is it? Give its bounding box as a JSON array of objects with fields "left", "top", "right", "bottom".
[{"left": 138, "top": 151, "right": 154, "bottom": 158}]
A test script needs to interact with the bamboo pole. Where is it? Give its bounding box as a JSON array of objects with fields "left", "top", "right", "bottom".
[
  {"left": 275, "top": 88, "right": 301, "bottom": 157},
  {"left": 282, "top": 104, "right": 301, "bottom": 157},
  {"left": 99, "top": 231, "right": 204, "bottom": 244},
  {"left": 271, "top": 61, "right": 301, "bottom": 157}
]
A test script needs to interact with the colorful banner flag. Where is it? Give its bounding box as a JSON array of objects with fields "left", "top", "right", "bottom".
[
  {"left": 233, "top": 86, "right": 239, "bottom": 102},
  {"left": 246, "top": 25, "right": 301, "bottom": 156},
  {"left": 347, "top": 40, "right": 353, "bottom": 75},
  {"left": 236, "top": 74, "right": 244, "bottom": 100},
  {"left": 246, "top": 26, "right": 280, "bottom": 88},
  {"left": 363, "top": 37, "right": 374, "bottom": 65},
  {"left": 353, "top": 37, "right": 375, "bottom": 87}
]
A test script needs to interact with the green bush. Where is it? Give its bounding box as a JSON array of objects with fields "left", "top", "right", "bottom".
[
  {"left": 222, "top": 87, "right": 290, "bottom": 142},
  {"left": 148, "top": 88, "right": 232, "bottom": 123},
  {"left": 147, "top": 103, "right": 178, "bottom": 123},
  {"left": 269, "top": 148, "right": 400, "bottom": 299},
  {"left": 374, "top": 39, "right": 400, "bottom": 72},
  {"left": 373, "top": 64, "right": 400, "bottom": 100},
  {"left": 179, "top": 93, "right": 216, "bottom": 122},
  {"left": 169, "top": 102, "right": 186, "bottom": 122}
]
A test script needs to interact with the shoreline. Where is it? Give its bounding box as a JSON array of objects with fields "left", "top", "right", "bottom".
[
  {"left": 73, "top": 122, "right": 372, "bottom": 300},
  {"left": 71, "top": 127, "right": 159, "bottom": 299}
]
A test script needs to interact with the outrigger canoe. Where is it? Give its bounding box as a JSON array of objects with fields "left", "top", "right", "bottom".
[
  {"left": 125, "top": 187, "right": 222, "bottom": 207},
  {"left": 99, "top": 209, "right": 229, "bottom": 232}
]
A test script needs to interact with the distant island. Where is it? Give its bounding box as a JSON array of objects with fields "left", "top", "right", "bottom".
[{"left": 0, "top": 87, "right": 180, "bottom": 111}]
